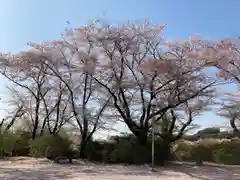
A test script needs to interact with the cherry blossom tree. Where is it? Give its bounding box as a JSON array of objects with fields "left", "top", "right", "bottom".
[
  {"left": 149, "top": 93, "right": 214, "bottom": 164},
  {"left": 38, "top": 79, "right": 73, "bottom": 135},
  {"left": 218, "top": 99, "right": 240, "bottom": 133},
  {"left": 192, "top": 38, "right": 240, "bottom": 133},
  {"left": 0, "top": 53, "right": 73, "bottom": 137},
  {"left": 0, "top": 55, "right": 51, "bottom": 139},
  {"left": 0, "top": 20, "right": 219, "bottom": 148},
  {"left": 0, "top": 104, "right": 25, "bottom": 131},
  {"left": 59, "top": 20, "right": 216, "bottom": 144},
  {"left": 6, "top": 30, "right": 113, "bottom": 158},
  {"left": 155, "top": 98, "right": 213, "bottom": 142}
]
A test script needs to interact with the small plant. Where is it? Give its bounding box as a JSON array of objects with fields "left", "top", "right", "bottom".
[{"left": 29, "top": 133, "right": 73, "bottom": 162}]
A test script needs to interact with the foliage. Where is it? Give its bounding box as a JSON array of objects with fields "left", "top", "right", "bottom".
[
  {"left": 0, "top": 128, "right": 75, "bottom": 159},
  {"left": 0, "top": 129, "right": 18, "bottom": 156},
  {"left": 83, "top": 134, "right": 171, "bottom": 165},
  {"left": 183, "top": 130, "right": 238, "bottom": 141},
  {"left": 0, "top": 128, "right": 240, "bottom": 166},
  {"left": 29, "top": 133, "right": 73, "bottom": 158},
  {"left": 174, "top": 139, "right": 240, "bottom": 165},
  {"left": 196, "top": 127, "right": 220, "bottom": 136},
  {"left": 212, "top": 142, "right": 240, "bottom": 165},
  {"left": 84, "top": 140, "right": 115, "bottom": 162},
  {"left": 11, "top": 130, "right": 32, "bottom": 156}
]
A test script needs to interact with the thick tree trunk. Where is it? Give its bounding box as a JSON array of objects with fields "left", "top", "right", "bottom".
[
  {"left": 131, "top": 128, "right": 148, "bottom": 145},
  {"left": 32, "top": 99, "right": 40, "bottom": 140},
  {"left": 40, "top": 119, "right": 47, "bottom": 136},
  {"left": 195, "top": 156, "right": 203, "bottom": 166},
  {"left": 79, "top": 140, "right": 88, "bottom": 159},
  {"left": 79, "top": 130, "right": 91, "bottom": 159},
  {"left": 158, "top": 140, "right": 171, "bottom": 166},
  {"left": 230, "top": 119, "right": 239, "bottom": 134},
  {"left": 32, "top": 121, "right": 39, "bottom": 140}
]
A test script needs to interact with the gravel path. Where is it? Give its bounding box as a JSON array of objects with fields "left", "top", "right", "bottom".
[{"left": 0, "top": 157, "right": 239, "bottom": 180}]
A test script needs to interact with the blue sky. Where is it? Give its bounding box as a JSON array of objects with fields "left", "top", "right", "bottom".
[{"left": 0, "top": 0, "right": 238, "bottom": 130}]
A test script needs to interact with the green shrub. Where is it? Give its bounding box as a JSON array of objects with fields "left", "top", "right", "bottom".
[
  {"left": 84, "top": 135, "right": 170, "bottom": 165},
  {"left": 173, "top": 141, "right": 195, "bottom": 162},
  {"left": 173, "top": 139, "right": 240, "bottom": 165},
  {"left": 12, "top": 130, "right": 32, "bottom": 156},
  {"left": 109, "top": 137, "right": 151, "bottom": 164},
  {"left": 194, "top": 144, "right": 214, "bottom": 162},
  {"left": 212, "top": 141, "right": 240, "bottom": 165},
  {"left": 29, "top": 133, "right": 73, "bottom": 158},
  {"left": 83, "top": 140, "right": 114, "bottom": 162},
  {"left": 0, "top": 130, "right": 18, "bottom": 156},
  {"left": 196, "top": 128, "right": 220, "bottom": 136}
]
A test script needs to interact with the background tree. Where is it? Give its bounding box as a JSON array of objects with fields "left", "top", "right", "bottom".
[
  {"left": 218, "top": 100, "right": 240, "bottom": 133},
  {"left": 9, "top": 32, "right": 114, "bottom": 158},
  {"left": 0, "top": 56, "right": 50, "bottom": 139},
  {"left": 39, "top": 79, "right": 73, "bottom": 135},
  {"left": 192, "top": 38, "right": 240, "bottom": 133},
  {"left": 151, "top": 95, "right": 213, "bottom": 164},
  {"left": 0, "top": 105, "right": 25, "bottom": 131}
]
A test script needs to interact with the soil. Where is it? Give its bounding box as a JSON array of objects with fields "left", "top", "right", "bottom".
[{"left": 0, "top": 157, "right": 239, "bottom": 180}]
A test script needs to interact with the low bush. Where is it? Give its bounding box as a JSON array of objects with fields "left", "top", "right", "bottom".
[
  {"left": 212, "top": 141, "right": 240, "bottom": 165},
  {"left": 174, "top": 138, "right": 240, "bottom": 165},
  {"left": 1, "top": 128, "right": 240, "bottom": 166},
  {"left": 12, "top": 130, "right": 32, "bottom": 156},
  {"left": 0, "top": 130, "right": 18, "bottom": 157},
  {"left": 83, "top": 135, "right": 171, "bottom": 165},
  {"left": 29, "top": 133, "right": 73, "bottom": 159},
  {"left": 173, "top": 141, "right": 195, "bottom": 162},
  {"left": 84, "top": 140, "right": 115, "bottom": 162}
]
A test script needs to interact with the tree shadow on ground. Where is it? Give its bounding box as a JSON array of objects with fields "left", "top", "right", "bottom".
[
  {"left": 1, "top": 160, "right": 240, "bottom": 180},
  {"left": 0, "top": 166, "right": 73, "bottom": 180},
  {"left": 168, "top": 163, "right": 240, "bottom": 180},
  {"left": 0, "top": 163, "right": 176, "bottom": 180}
]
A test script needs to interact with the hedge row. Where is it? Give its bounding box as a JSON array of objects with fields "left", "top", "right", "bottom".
[
  {"left": 0, "top": 130, "right": 170, "bottom": 165},
  {"left": 174, "top": 139, "right": 240, "bottom": 165},
  {"left": 1, "top": 129, "right": 240, "bottom": 165},
  {"left": 84, "top": 135, "right": 171, "bottom": 165},
  {"left": 84, "top": 137, "right": 240, "bottom": 165},
  {"left": 0, "top": 129, "right": 74, "bottom": 158}
]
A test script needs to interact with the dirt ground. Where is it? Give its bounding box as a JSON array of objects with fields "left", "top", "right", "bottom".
[{"left": 0, "top": 157, "right": 239, "bottom": 180}]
